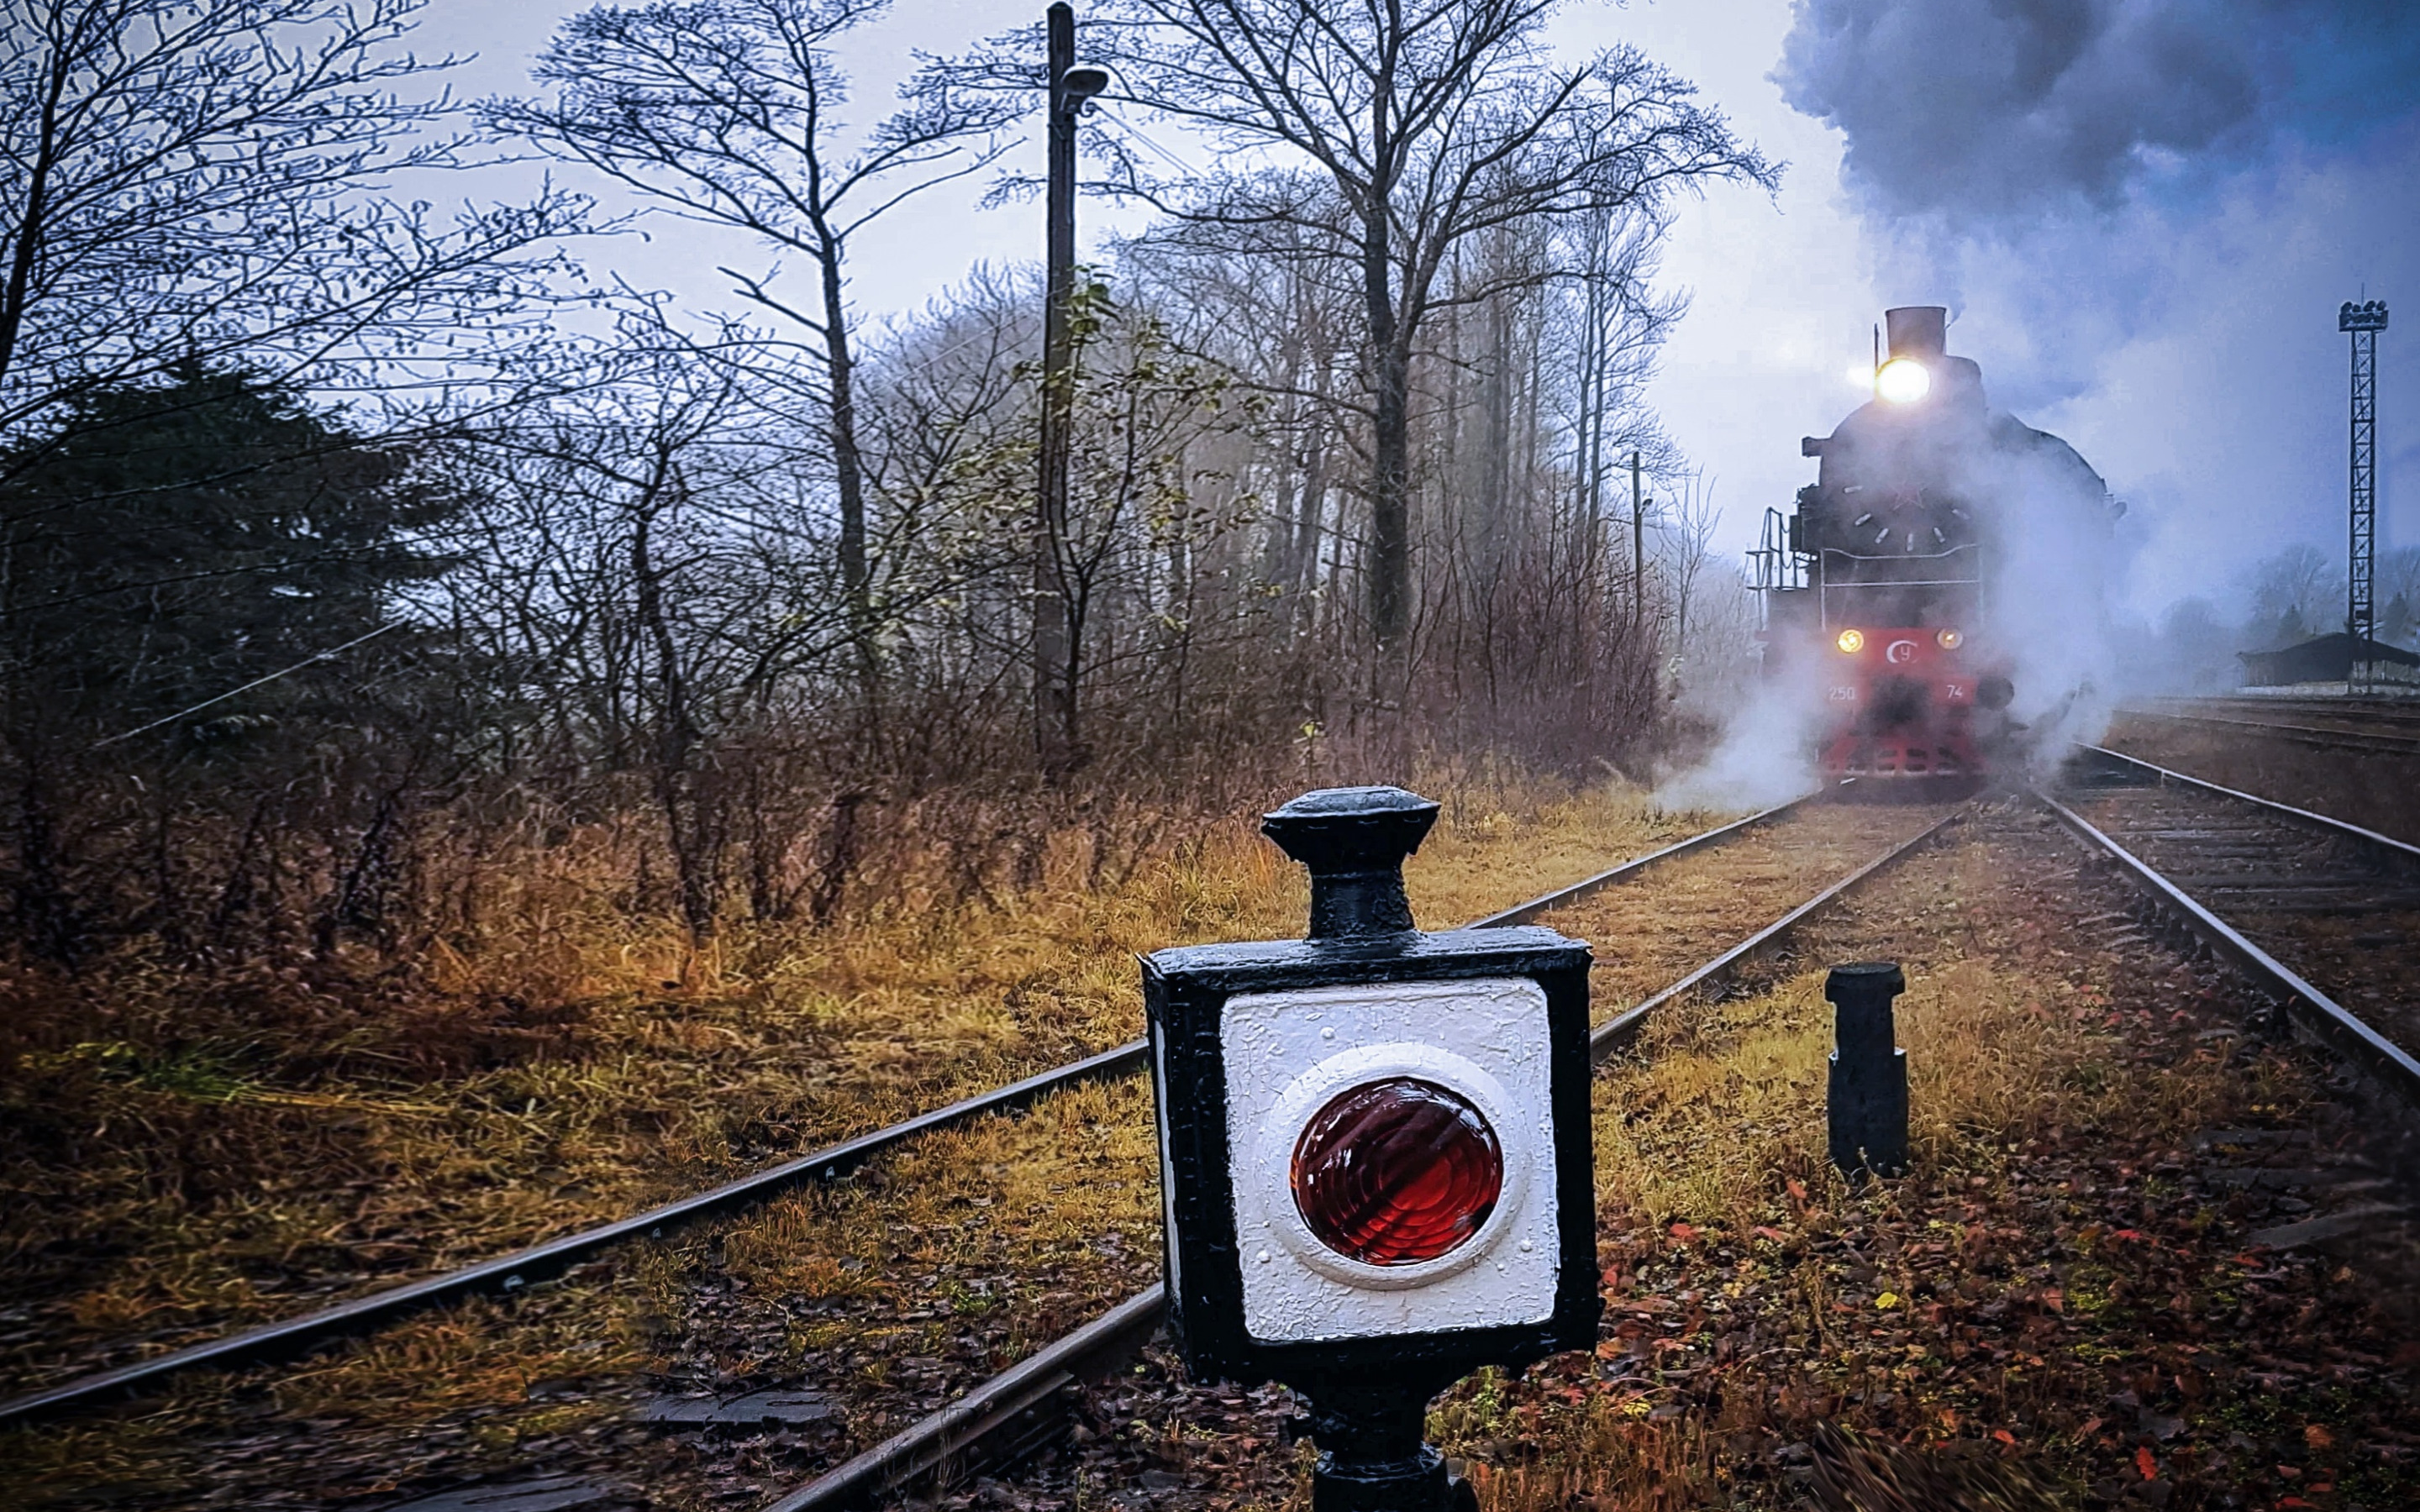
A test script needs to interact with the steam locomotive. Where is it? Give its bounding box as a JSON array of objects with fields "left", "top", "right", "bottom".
[{"left": 1751, "top": 307, "right": 2117, "bottom": 795}]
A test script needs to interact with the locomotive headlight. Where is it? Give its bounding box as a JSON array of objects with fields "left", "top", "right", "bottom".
[
  {"left": 1875, "top": 358, "right": 1931, "bottom": 403},
  {"left": 1836, "top": 627, "right": 1865, "bottom": 654},
  {"left": 1936, "top": 627, "right": 1964, "bottom": 650}
]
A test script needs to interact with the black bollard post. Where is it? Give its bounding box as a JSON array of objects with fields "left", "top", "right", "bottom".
[{"left": 1826, "top": 962, "right": 1908, "bottom": 1179}]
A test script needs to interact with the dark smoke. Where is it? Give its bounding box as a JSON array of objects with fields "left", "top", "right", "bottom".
[{"left": 1776, "top": 0, "right": 2420, "bottom": 223}]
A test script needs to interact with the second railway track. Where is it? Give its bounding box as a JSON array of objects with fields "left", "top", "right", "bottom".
[
  {"left": 2118, "top": 697, "right": 2420, "bottom": 759},
  {"left": 2049, "top": 746, "right": 2420, "bottom": 1089}
]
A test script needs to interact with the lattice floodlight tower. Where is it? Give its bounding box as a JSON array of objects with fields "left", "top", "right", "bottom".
[
  {"left": 1144, "top": 786, "right": 1598, "bottom": 1512},
  {"left": 2343, "top": 299, "right": 2388, "bottom": 691}
]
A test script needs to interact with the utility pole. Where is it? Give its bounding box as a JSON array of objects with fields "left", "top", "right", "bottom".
[
  {"left": 1630, "top": 450, "right": 1646, "bottom": 633},
  {"left": 1033, "top": 5, "right": 1106, "bottom": 774},
  {"left": 2341, "top": 298, "right": 2388, "bottom": 694}
]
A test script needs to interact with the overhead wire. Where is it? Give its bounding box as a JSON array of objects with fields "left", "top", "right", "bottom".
[{"left": 92, "top": 622, "right": 405, "bottom": 749}]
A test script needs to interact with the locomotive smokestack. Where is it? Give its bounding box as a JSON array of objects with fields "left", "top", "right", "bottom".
[{"left": 1885, "top": 306, "right": 1949, "bottom": 361}]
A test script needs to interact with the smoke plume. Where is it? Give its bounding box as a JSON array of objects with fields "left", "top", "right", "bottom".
[
  {"left": 1778, "top": 0, "right": 2420, "bottom": 664},
  {"left": 1776, "top": 0, "right": 2420, "bottom": 228}
]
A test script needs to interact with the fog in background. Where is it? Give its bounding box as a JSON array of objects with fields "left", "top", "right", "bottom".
[{"left": 416, "top": 0, "right": 2415, "bottom": 677}]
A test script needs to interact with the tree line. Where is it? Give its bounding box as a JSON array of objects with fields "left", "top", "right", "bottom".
[{"left": 0, "top": 0, "right": 1767, "bottom": 968}]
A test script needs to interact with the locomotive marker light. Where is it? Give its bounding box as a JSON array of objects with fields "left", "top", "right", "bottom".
[
  {"left": 1827, "top": 962, "right": 1910, "bottom": 1180},
  {"left": 1836, "top": 627, "right": 1865, "bottom": 654},
  {"left": 1144, "top": 786, "right": 1597, "bottom": 1512}
]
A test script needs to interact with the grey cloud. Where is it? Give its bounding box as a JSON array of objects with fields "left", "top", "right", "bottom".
[{"left": 1776, "top": 0, "right": 2420, "bottom": 222}]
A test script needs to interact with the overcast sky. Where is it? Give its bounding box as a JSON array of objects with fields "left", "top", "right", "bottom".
[{"left": 415, "top": 0, "right": 2416, "bottom": 625}]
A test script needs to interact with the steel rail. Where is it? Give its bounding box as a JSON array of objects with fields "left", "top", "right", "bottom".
[
  {"left": 2134, "top": 696, "right": 2420, "bottom": 728},
  {"left": 1460, "top": 795, "right": 1812, "bottom": 929},
  {"left": 0, "top": 1045, "right": 1150, "bottom": 1428},
  {"left": 1589, "top": 806, "right": 1966, "bottom": 1061},
  {"left": 2035, "top": 790, "right": 2420, "bottom": 1103},
  {"left": 0, "top": 795, "right": 1812, "bottom": 1429},
  {"left": 2116, "top": 707, "right": 2420, "bottom": 759},
  {"left": 761, "top": 1286, "right": 1170, "bottom": 1512},
  {"left": 760, "top": 804, "right": 1967, "bottom": 1512},
  {"left": 2075, "top": 745, "right": 2420, "bottom": 866}
]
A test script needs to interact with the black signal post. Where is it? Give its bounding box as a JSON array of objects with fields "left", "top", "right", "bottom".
[
  {"left": 1144, "top": 787, "right": 1599, "bottom": 1512},
  {"left": 1826, "top": 961, "right": 1909, "bottom": 1179}
]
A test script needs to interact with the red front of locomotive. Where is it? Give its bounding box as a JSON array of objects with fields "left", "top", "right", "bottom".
[{"left": 1814, "top": 622, "right": 2010, "bottom": 791}]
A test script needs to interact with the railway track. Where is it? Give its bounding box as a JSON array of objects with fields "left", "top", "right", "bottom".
[
  {"left": 2045, "top": 747, "right": 2420, "bottom": 1095},
  {"left": 2119, "top": 696, "right": 2420, "bottom": 759},
  {"left": 759, "top": 806, "right": 1969, "bottom": 1512},
  {"left": 766, "top": 761, "right": 2420, "bottom": 1512},
  {"left": 2, "top": 796, "right": 1825, "bottom": 1429},
  {"left": 757, "top": 775, "right": 2420, "bottom": 1512},
  {"left": 20, "top": 785, "right": 2417, "bottom": 1512},
  {"left": 3, "top": 797, "right": 1968, "bottom": 1512}
]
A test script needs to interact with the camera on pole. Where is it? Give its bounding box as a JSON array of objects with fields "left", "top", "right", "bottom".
[{"left": 1143, "top": 786, "right": 1598, "bottom": 1512}]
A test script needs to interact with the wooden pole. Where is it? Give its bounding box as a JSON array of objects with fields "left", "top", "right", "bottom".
[{"left": 1034, "top": 2, "right": 1077, "bottom": 773}]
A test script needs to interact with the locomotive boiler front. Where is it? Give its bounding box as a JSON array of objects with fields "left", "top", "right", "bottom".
[{"left": 1751, "top": 305, "right": 2107, "bottom": 795}]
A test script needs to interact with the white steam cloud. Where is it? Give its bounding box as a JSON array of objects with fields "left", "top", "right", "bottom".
[
  {"left": 1659, "top": 678, "right": 1823, "bottom": 811},
  {"left": 1774, "top": 0, "right": 2418, "bottom": 685}
]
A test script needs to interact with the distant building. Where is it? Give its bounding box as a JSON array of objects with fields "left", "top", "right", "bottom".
[{"left": 2238, "top": 632, "right": 2420, "bottom": 687}]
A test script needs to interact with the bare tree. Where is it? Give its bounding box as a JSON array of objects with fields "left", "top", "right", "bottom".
[
  {"left": 948, "top": 0, "right": 1770, "bottom": 662},
  {"left": 2243, "top": 543, "right": 2343, "bottom": 643},
  {"left": 441, "top": 324, "right": 855, "bottom": 948},
  {"left": 487, "top": 0, "right": 1021, "bottom": 669},
  {"left": 1658, "top": 468, "right": 1719, "bottom": 654},
  {"left": 1561, "top": 206, "right": 1681, "bottom": 578},
  {"left": 0, "top": 0, "right": 587, "bottom": 462}
]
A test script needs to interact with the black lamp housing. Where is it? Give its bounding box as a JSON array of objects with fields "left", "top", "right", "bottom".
[
  {"left": 1059, "top": 65, "right": 1109, "bottom": 110},
  {"left": 1142, "top": 786, "right": 1599, "bottom": 1397}
]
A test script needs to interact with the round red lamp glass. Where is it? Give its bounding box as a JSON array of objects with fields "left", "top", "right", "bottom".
[{"left": 1289, "top": 1077, "right": 1503, "bottom": 1266}]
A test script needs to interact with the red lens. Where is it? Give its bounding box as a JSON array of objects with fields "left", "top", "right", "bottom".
[{"left": 1290, "top": 1078, "right": 1503, "bottom": 1266}]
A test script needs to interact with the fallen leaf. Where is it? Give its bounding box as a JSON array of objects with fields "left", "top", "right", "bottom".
[
  {"left": 2136, "top": 1446, "right": 2158, "bottom": 1481},
  {"left": 2303, "top": 1424, "right": 2333, "bottom": 1451}
]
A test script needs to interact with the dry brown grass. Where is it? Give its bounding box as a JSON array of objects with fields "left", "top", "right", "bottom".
[
  {"left": 26, "top": 806, "right": 2375, "bottom": 1512},
  {"left": 0, "top": 776, "right": 1721, "bottom": 1395},
  {"left": 1426, "top": 817, "right": 2333, "bottom": 1512}
]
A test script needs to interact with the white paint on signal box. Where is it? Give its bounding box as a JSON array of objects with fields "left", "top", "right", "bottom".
[{"left": 1220, "top": 977, "right": 1558, "bottom": 1343}]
